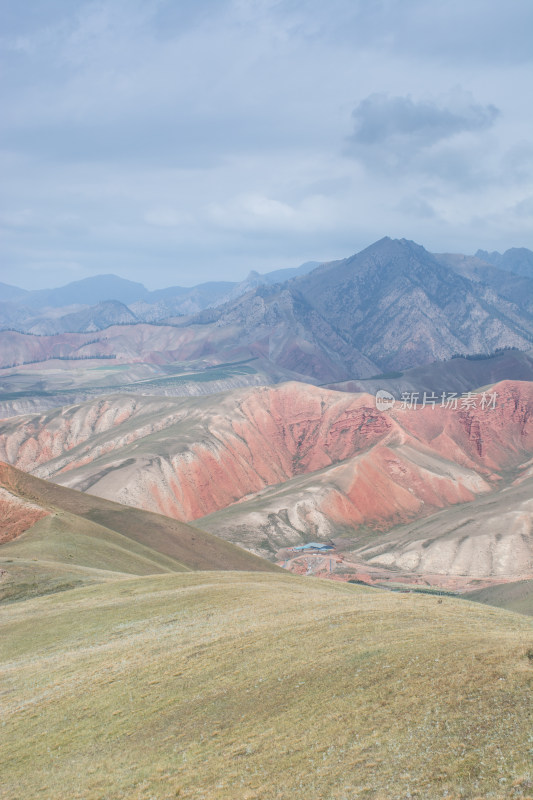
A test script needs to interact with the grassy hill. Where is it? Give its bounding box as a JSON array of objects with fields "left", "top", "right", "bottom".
[
  {"left": 1, "top": 571, "right": 532, "bottom": 799},
  {"left": 0, "top": 461, "right": 279, "bottom": 602},
  {"left": 464, "top": 579, "right": 533, "bottom": 617}
]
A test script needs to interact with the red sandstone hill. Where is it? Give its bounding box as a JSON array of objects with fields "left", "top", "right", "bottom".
[{"left": 0, "top": 380, "right": 531, "bottom": 578}]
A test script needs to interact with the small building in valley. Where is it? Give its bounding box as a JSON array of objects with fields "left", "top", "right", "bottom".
[{"left": 292, "top": 543, "right": 334, "bottom": 552}]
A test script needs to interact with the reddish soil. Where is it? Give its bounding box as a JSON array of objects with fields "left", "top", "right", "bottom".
[
  {"left": 140, "top": 380, "right": 532, "bottom": 525},
  {"left": 0, "top": 379, "right": 531, "bottom": 544},
  {"left": 277, "top": 551, "right": 533, "bottom": 593},
  {"left": 0, "top": 489, "right": 49, "bottom": 544},
  {"left": 391, "top": 380, "right": 533, "bottom": 472}
]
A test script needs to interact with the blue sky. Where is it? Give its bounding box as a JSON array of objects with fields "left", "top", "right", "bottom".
[{"left": 1, "top": 0, "right": 532, "bottom": 289}]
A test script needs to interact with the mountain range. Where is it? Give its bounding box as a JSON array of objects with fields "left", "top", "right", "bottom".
[
  {"left": 0, "top": 261, "right": 320, "bottom": 333},
  {"left": 474, "top": 246, "right": 533, "bottom": 279},
  {"left": 1, "top": 236, "right": 532, "bottom": 596},
  {"left": 1, "top": 238, "right": 532, "bottom": 391}
]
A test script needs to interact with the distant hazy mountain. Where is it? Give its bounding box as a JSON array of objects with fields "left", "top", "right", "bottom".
[
  {"left": 24, "top": 274, "right": 149, "bottom": 308},
  {"left": 0, "top": 261, "right": 320, "bottom": 330},
  {"left": 200, "top": 238, "right": 533, "bottom": 376},
  {"left": 434, "top": 253, "right": 533, "bottom": 315},
  {"left": 215, "top": 261, "right": 320, "bottom": 306},
  {"left": 131, "top": 262, "right": 320, "bottom": 319},
  {"left": 257, "top": 260, "right": 321, "bottom": 284},
  {"left": 0, "top": 301, "right": 33, "bottom": 329},
  {"left": 475, "top": 247, "right": 533, "bottom": 279},
  {"left": 1, "top": 239, "right": 532, "bottom": 381},
  {"left": 0, "top": 282, "right": 29, "bottom": 303},
  {"left": 25, "top": 301, "right": 139, "bottom": 335},
  {"left": 130, "top": 281, "right": 236, "bottom": 320}
]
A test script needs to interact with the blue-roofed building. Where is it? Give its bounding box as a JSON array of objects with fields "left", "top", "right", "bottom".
[{"left": 292, "top": 543, "right": 334, "bottom": 552}]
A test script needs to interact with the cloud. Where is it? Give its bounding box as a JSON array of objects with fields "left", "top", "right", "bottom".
[
  {"left": 246, "top": 0, "right": 533, "bottom": 68},
  {"left": 1, "top": 1, "right": 532, "bottom": 288},
  {"left": 207, "top": 192, "right": 337, "bottom": 233},
  {"left": 512, "top": 196, "right": 533, "bottom": 220},
  {"left": 395, "top": 196, "right": 436, "bottom": 220},
  {"left": 346, "top": 92, "right": 500, "bottom": 169},
  {"left": 144, "top": 207, "right": 193, "bottom": 228},
  {"left": 344, "top": 89, "right": 504, "bottom": 191}
]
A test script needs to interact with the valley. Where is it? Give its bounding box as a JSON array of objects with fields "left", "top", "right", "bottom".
[
  {"left": 1, "top": 376, "right": 531, "bottom": 597},
  {"left": 4, "top": 0, "right": 533, "bottom": 793}
]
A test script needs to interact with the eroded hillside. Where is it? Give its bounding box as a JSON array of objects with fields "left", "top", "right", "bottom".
[{"left": 1, "top": 380, "right": 532, "bottom": 582}]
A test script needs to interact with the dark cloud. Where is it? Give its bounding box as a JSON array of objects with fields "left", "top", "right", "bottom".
[
  {"left": 349, "top": 93, "right": 499, "bottom": 149},
  {"left": 345, "top": 93, "right": 501, "bottom": 185}
]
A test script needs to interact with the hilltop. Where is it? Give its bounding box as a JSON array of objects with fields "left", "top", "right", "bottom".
[{"left": 1, "top": 570, "right": 532, "bottom": 799}]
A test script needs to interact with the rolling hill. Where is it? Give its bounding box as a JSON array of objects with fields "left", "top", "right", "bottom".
[
  {"left": 464, "top": 578, "right": 533, "bottom": 617},
  {"left": 1, "top": 570, "right": 532, "bottom": 799},
  {"left": 0, "top": 460, "right": 279, "bottom": 603}
]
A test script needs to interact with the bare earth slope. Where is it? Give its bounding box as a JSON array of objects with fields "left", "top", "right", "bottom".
[
  {"left": 0, "top": 486, "right": 50, "bottom": 545},
  {"left": 352, "top": 470, "right": 533, "bottom": 579},
  {"left": 1, "top": 380, "right": 532, "bottom": 582}
]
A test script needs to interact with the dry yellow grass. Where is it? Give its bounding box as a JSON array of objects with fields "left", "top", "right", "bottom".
[{"left": 1, "top": 571, "right": 532, "bottom": 800}]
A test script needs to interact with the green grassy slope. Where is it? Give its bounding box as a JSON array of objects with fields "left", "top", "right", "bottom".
[
  {"left": 0, "top": 461, "right": 280, "bottom": 579},
  {"left": 1, "top": 571, "right": 532, "bottom": 800},
  {"left": 0, "top": 508, "right": 192, "bottom": 603},
  {"left": 464, "top": 579, "right": 533, "bottom": 617},
  {"left": 1, "top": 512, "right": 190, "bottom": 575},
  {"left": 0, "top": 558, "right": 131, "bottom": 604}
]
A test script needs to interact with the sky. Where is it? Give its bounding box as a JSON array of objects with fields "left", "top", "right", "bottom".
[{"left": 1, "top": 0, "right": 532, "bottom": 290}]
